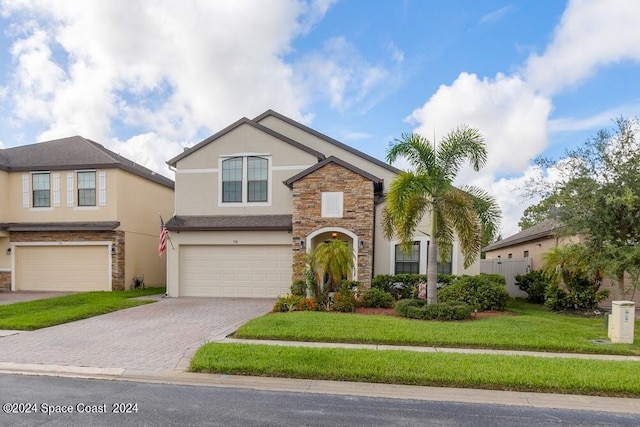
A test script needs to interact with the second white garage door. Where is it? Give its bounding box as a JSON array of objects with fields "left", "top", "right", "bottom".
[
  {"left": 179, "top": 245, "right": 292, "bottom": 297},
  {"left": 15, "top": 245, "right": 111, "bottom": 292}
]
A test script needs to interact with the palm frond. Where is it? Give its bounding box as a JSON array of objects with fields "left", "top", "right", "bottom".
[
  {"left": 386, "top": 133, "right": 437, "bottom": 171},
  {"left": 437, "top": 125, "right": 487, "bottom": 180},
  {"left": 441, "top": 188, "right": 482, "bottom": 268}
]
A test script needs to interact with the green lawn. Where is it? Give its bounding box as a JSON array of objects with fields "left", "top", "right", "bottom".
[
  {"left": 191, "top": 343, "right": 640, "bottom": 397},
  {"left": 0, "top": 288, "right": 165, "bottom": 330},
  {"left": 234, "top": 300, "right": 640, "bottom": 356}
]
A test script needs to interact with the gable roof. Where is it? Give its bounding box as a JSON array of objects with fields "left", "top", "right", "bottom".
[
  {"left": 254, "top": 109, "right": 401, "bottom": 175},
  {"left": 483, "top": 219, "right": 561, "bottom": 252},
  {"left": 284, "top": 156, "right": 383, "bottom": 188},
  {"left": 0, "top": 136, "right": 174, "bottom": 188},
  {"left": 166, "top": 117, "right": 326, "bottom": 167}
]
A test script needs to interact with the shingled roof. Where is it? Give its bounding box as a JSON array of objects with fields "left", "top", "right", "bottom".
[
  {"left": 0, "top": 136, "right": 174, "bottom": 188},
  {"left": 165, "top": 215, "right": 292, "bottom": 231},
  {"left": 483, "top": 219, "right": 562, "bottom": 252}
]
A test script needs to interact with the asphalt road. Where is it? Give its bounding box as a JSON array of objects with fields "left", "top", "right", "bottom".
[{"left": 1, "top": 374, "right": 638, "bottom": 427}]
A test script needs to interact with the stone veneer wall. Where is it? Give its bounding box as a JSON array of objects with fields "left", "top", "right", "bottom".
[
  {"left": 9, "top": 230, "right": 126, "bottom": 290},
  {"left": 0, "top": 272, "right": 10, "bottom": 290},
  {"left": 291, "top": 162, "right": 375, "bottom": 288}
]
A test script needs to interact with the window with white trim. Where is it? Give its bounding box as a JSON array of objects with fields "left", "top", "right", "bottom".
[
  {"left": 32, "top": 172, "right": 51, "bottom": 207},
  {"left": 321, "top": 192, "right": 343, "bottom": 218},
  {"left": 394, "top": 241, "right": 420, "bottom": 274},
  {"left": 220, "top": 155, "right": 270, "bottom": 204},
  {"left": 77, "top": 171, "right": 97, "bottom": 206}
]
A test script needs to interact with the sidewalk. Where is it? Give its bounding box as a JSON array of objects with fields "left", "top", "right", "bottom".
[{"left": 222, "top": 337, "right": 640, "bottom": 361}]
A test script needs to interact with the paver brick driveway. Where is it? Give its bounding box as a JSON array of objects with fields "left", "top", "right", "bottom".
[{"left": 0, "top": 297, "right": 273, "bottom": 372}]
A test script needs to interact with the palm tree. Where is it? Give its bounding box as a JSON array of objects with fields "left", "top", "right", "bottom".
[
  {"left": 382, "top": 128, "right": 501, "bottom": 304},
  {"left": 311, "top": 238, "right": 355, "bottom": 293}
]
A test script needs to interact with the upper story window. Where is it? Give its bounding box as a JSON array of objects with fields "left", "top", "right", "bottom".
[
  {"left": 77, "top": 171, "right": 96, "bottom": 206},
  {"left": 32, "top": 172, "right": 50, "bottom": 207},
  {"left": 220, "top": 155, "right": 270, "bottom": 205},
  {"left": 247, "top": 156, "right": 268, "bottom": 202},
  {"left": 222, "top": 157, "right": 243, "bottom": 202}
]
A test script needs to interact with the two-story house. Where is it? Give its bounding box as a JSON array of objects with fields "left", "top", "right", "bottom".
[
  {"left": 165, "top": 110, "right": 478, "bottom": 298},
  {"left": 0, "top": 136, "right": 174, "bottom": 292}
]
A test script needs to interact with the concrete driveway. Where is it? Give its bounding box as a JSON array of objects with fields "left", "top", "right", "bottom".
[{"left": 0, "top": 297, "right": 273, "bottom": 372}]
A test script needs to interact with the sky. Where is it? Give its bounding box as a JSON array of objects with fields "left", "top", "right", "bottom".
[{"left": 0, "top": 0, "right": 639, "bottom": 237}]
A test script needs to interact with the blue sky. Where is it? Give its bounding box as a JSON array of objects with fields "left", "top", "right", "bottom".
[{"left": 0, "top": 0, "right": 638, "bottom": 236}]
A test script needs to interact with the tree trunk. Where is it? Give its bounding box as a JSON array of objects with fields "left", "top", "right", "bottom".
[{"left": 426, "top": 208, "right": 438, "bottom": 304}]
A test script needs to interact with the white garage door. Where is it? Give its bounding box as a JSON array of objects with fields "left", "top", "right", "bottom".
[
  {"left": 180, "top": 245, "right": 292, "bottom": 297},
  {"left": 15, "top": 245, "right": 110, "bottom": 292}
]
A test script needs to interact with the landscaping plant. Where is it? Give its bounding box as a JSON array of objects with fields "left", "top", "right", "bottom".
[
  {"left": 438, "top": 274, "right": 510, "bottom": 311},
  {"left": 361, "top": 288, "right": 394, "bottom": 308}
]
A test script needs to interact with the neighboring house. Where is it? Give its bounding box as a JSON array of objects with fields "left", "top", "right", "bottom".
[
  {"left": 483, "top": 219, "right": 567, "bottom": 271},
  {"left": 483, "top": 219, "right": 638, "bottom": 304},
  {"left": 0, "top": 136, "right": 174, "bottom": 292},
  {"left": 165, "top": 110, "right": 478, "bottom": 298}
]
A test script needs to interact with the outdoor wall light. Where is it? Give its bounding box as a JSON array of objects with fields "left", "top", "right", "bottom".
[
  {"left": 359, "top": 240, "right": 365, "bottom": 249},
  {"left": 299, "top": 240, "right": 305, "bottom": 249},
  {"left": 331, "top": 232, "right": 338, "bottom": 238},
  {"left": 5, "top": 248, "right": 10, "bottom": 255},
  {"left": 111, "top": 246, "right": 116, "bottom": 255}
]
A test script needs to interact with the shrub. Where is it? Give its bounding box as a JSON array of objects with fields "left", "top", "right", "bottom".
[
  {"left": 332, "top": 290, "right": 357, "bottom": 312},
  {"left": 439, "top": 274, "right": 510, "bottom": 311},
  {"left": 273, "top": 295, "right": 317, "bottom": 312},
  {"left": 371, "top": 274, "right": 457, "bottom": 300},
  {"left": 361, "top": 288, "right": 394, "bottom": 308},
  {"left": 395, "top": 298, "right": 471, "bottom": 320},
  {"left": 515, "top": 270, "right": 550, "bottom": 303},
  {"left": 544, "top": 276, "right": 610, "bottom": 311},
  {"left": 290, "top": 279, "right": 307, "bottom": 297}
]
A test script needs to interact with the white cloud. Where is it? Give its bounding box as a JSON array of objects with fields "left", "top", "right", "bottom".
[
  {"left": 109, "top": 133, "right": 181, "bottom": 180},
  {"left": 525, "top": 0, "right": 640, "bottom": 95},
  {"left": 0, "top": 0, "right": 336, "bottom": 172},
  {"left": 293, "top": 36, "right": 394, "bottom": 113},
  {"left": 409, "top": 72, "right": 552, "bottom": 179},
  {"left": 479, "top": 5, "right": 514, "bottom": 25}
]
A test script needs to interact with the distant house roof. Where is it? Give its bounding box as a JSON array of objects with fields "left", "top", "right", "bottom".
[
  {"left": 165, "top": 215, "right": 292, "bottom": 231},
  {"left": 284, "top": 156, "right": 383, "bottom": 189},
  {"left": 166, "top": 117, "right": 326, "bottom": 167},
  {"left": 0, "top": 136, "right": 174, "bottom": 189},
  {"left": 483, "top": 219, "right": 562, "bottom": 252}
]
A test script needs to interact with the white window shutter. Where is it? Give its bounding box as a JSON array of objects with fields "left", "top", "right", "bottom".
[
  {"left": 67, "top": 173, "right": 74, "bottom": 206},
  {"left": 98, "top": 171, "right": 107, "bottom": 206},
  {"left": 321, "top": 192, "right": 343, "bottom": 218},
  {"left": 52, "top": 173, "right": 60, "bottom": 207},
  {"left": 22, "top": 174, "right": 29, "bottom": 208}
]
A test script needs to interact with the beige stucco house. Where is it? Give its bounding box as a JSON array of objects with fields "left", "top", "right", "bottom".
[
  {"left": 0, "top": 136, "right": 174, "bottom": 292},
  {"left": 165, "top": 110, "right": 478, "bottom": 298},
  {"left": 483, "top": 219, "right": 639, "bottom": 304}
]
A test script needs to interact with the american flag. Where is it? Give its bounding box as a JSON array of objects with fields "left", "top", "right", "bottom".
[{"left": 158, "top": 217, "right": 168, "bottom": 256}]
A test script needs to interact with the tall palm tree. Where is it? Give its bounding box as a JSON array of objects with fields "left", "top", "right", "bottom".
[
  {"left": 382, "top": 128, "right": 501, "bottom": 304},
  {"left": 311, "top": 238, "right": 355, "bottom": 292}
]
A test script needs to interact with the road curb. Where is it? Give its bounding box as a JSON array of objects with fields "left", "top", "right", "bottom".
[{"left": 1, "top": 363, "right": 639, "bottom": 415}]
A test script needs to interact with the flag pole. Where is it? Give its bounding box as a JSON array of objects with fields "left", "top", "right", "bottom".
[{"left": 158, "top": 213, "right": 175, "bottom": 250}]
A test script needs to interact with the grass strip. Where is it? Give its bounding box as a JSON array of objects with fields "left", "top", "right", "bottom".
[
  {"left": 0, "top": 288, "right": 165, "bottom": 330},
  {"left": 234, "top": 301, "right": 640, "bottom": 356},
  {"left": 191, "top": 343, "right": 640, "bottom": 397}
]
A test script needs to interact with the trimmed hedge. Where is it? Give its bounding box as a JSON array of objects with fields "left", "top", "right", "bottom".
[
  {"left": 361, "top": 288, "right": 394, "bottom": 308},
  {"left": 395, "top": 299, "right": 471, "bottom": 321},
  {"left": 371, "top": 273, "right": 456, "bottom": 300},
  {"left": 515, "top": 270, "right": 550, "bottom": 303},
  {"left": 439, "top": 274, "right": 510, "bottom": 311}
]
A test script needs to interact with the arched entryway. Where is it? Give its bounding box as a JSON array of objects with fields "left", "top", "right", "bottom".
[{"left": 306, "top": 227, "right": 358, "bottom": 281}]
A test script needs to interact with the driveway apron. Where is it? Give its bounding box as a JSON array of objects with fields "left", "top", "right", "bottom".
[{"left": 0, "top": 297, "right": 272, "bottom": 372}]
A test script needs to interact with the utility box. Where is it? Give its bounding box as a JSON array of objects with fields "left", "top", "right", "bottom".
[{"left": 608, "top": 301, "right": 635, "bottom": 344}]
